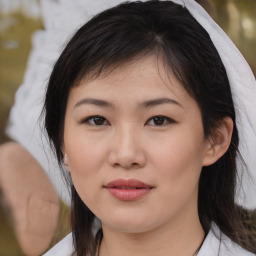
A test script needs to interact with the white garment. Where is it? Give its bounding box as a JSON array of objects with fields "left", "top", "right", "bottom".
[
  {"left": 6, "top": 0, "right": 128, "bottom": 204},
  {"left": 43, "top": 223, "right": 255, "bottom": 256}
]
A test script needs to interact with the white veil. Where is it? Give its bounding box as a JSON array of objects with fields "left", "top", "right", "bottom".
[{"left": 172, "top": 0, "right": 256, "bottom": 209}]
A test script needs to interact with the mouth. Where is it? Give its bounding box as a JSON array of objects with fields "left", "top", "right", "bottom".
[{"left": 103, "top": 179, "right": 153, "bottom": 201}]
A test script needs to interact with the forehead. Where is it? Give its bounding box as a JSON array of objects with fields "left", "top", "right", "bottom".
[{"left": 68, "top": 55, "right": 194, "bottom": 106}]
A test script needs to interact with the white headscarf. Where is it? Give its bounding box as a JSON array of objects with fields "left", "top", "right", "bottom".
[{"left": 170, "top": 0, "right": 256, "bottom": 209}]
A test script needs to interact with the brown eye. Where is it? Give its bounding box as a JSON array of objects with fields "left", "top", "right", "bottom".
[
  {"left": 152, "top": 116, "right": 165, "bottom": 125},
  {"left": 93, "top": 116, "right": 106, "bottom": 125},
  {"left": 146, "top": 115, "right": 175, "bottom": 126},
  {"left": 83, "top": 115, "right": 108, "bottom": 126}
]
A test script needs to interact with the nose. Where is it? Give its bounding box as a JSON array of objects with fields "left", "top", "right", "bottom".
[{"left": 107, "top": 125, "right": 147, "bottom": 169}]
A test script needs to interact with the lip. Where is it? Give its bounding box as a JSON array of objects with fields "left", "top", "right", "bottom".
[{"left": 103, "top": 179, "right": 153, "bottom": 201}]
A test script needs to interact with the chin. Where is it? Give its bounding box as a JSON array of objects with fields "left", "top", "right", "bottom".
[{"left": 101, "top": 213, "right": 157, "bottom": 234}]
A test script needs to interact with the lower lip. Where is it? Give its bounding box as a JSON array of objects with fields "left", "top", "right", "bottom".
[{"left": 105, "top": 188, "right": 152, "bottom": 201}]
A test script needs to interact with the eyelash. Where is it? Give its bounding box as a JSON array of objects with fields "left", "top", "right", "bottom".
[
  {"left": 146, "top": 115, "right": 175, "bottom": 126},
  {"left": 81, "top": 115, "right": 175, "bottom": 127},
  {"left": 81, "top": 115, "right": 109, "bottom": 126}
]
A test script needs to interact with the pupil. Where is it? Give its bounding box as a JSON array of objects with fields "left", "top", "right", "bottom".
[
  {"left": 154, "top": 116, "right": 164, "bottom": 125},
  {"left": 94, "top": 117, "right": 104, "bottom": 125}
]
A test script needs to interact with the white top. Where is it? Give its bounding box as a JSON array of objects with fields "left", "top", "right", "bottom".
[{"left": 43, "top": 223, "right": 255, "bottom": 256}]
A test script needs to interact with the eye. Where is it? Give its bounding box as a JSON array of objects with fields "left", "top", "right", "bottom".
[
  {"left": 146, "top": 115, "right": 175, "bottom": 126},
  {"left": 82, "top": 115, "right": 109, "bottom": 126}
]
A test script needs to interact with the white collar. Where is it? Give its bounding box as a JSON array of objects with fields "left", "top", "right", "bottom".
[
  {"left": 44, "top": 223, "right": 254, "bottom": 256},
  {"left": 198, "top": 223, "right": 254, "bottom": 256}
]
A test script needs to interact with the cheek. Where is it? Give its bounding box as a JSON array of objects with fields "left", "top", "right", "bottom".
[
  {"left": 66, "top": 139, "right": 106, "bottom": 211},
  {"left": 150, "top": 130, "right": 205, "bottom": 193},
  {"left": 65, "top": 129, "right": 108, "bottom": 172},
  {"left": 64, "top": 134, "right": 109, "bottom": 196}
]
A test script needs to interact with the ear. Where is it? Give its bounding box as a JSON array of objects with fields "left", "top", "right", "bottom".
[
  {"left": 63, "top": 153, "right": 70, "bottom": 169},
  {"left": 202, "top": 117, "right": 233, "bottom": 166}
]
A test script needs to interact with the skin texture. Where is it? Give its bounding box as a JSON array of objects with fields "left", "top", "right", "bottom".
[
  {"left": 63, "top": 56, "right": 233, "bottom": 256},
  {"left": 0, "top": 142, "right": 59, "bottom": 256}
]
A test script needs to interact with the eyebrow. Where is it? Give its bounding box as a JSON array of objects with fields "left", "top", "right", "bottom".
[
  {"left": 74, "top": 98, "right": 114, "bottom": 108},
  {"left": 74, "top": 97, "right": 183, "bottom": 109},
  {"left": 141, "top": 98, "right": 183, "bottom": 108}
]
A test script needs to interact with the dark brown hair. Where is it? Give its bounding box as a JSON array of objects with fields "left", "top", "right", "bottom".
[{"left": 44, "top": 1, "right": 256, "bottom": 255}]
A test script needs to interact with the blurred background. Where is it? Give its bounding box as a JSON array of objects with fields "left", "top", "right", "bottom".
[{"left": 0, "top": 0, "right": 255, "bottom": 255}]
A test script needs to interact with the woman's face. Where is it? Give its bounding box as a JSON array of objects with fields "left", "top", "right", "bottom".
[{"left": 63, "top": 56, "right": 212, "bottom": 234}]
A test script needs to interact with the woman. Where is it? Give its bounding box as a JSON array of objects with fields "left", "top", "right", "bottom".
[{"left": 43, "top": 0, "right": 256, "bottom": 255}]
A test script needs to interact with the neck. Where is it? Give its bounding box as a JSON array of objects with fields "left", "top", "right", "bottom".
[{"left": 99, "top": 212, "right": 205, "bottom": 256}]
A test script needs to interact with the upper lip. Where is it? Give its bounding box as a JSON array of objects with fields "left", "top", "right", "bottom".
[{"left": 104, "top": 179, "right": 153, "bottom": 189}]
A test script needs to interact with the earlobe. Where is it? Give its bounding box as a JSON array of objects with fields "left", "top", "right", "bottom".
[
  {"left": 203, "top": 117, "right": 233, "bottom": 166},
  {"left": 64, "top": 153, "right": 70, "bottom": 169}
]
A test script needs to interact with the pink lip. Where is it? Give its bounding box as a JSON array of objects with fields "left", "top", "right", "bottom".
[{"left": 104, "top": 179, "right": 153, "bottom": 201}]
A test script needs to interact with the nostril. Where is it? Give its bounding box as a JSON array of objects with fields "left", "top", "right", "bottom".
[
  {"left": 112, "top": 162, "right": 140, "bottom": 169},
  {"left": 107, "top": 146, "right": 147, "bottom": 169},
  {"left": 131, "top": 162, "right": 140, "bottom": 168}
]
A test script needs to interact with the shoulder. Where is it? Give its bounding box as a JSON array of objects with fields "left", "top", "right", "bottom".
[
  {"left": 43, "top": 233, "right": 74, "bottom": 256},
  {"left": 198, "top": 223, "right": 255, "bottom": 256}
]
